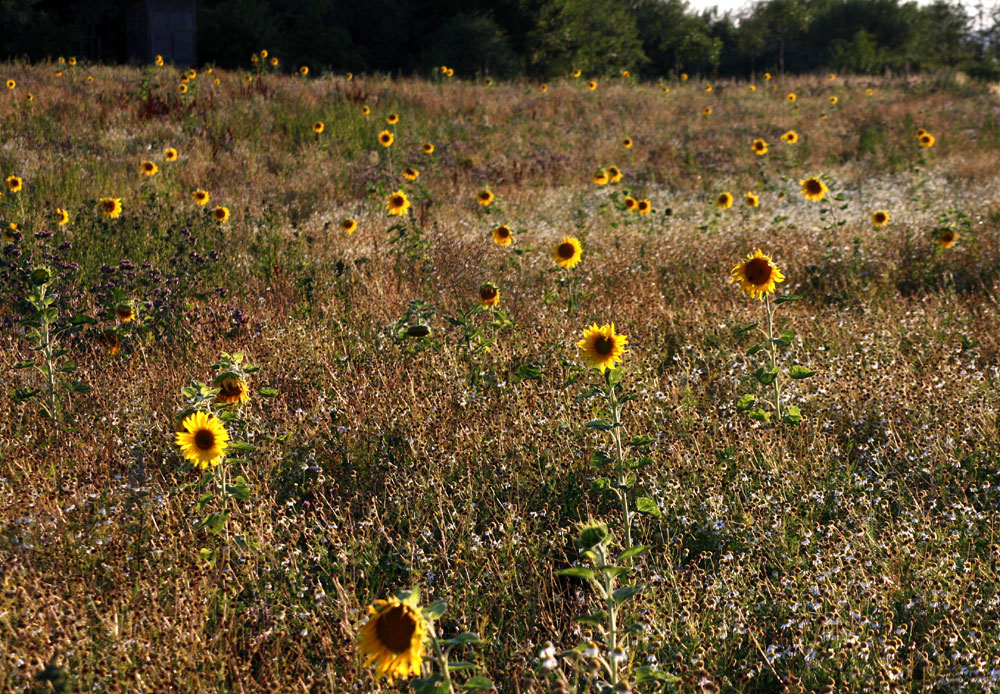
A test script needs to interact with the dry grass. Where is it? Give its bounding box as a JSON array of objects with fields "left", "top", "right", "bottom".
[{"left": 2, "top": 62, "right": 1000, "bottom": 693}]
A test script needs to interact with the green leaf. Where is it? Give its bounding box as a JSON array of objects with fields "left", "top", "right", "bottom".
[
  {"left": 445, "top": 632, "right": 482, "bottom": 646},
  {"left": 227, "top": 441, "right": 255, "bottom": 451},
  {"left": 753, "top": 367, "right": 779, "bottom": 385},
  {"left": 590, "top": 450, "right": 614, "bottom": 468},
  {"left": 259, "top": 387, "right": 279, "bottom": 397},
  {"left": 198, "top": 547, "right": 216, "bottom": 562},
  {"left": 747, "top": 408, "right": 772, "bottom": 422},
  {"left": 773, "top": 329, "right": 795, "bottom": 347},
  {"left": 605, "top": 367, "right": 623, "bottom": 388},
  {"left": 627, "top": 435, "right": 655, "bottom": 448},
  {"left": 225, "top": 476, "right": 251, "bottom": 501},
  {"left": 775, "top": 294, "right": 803, "bottom": 305},
  {"left": 557, "top": 567, "right": 596, "bottom": 581},
  {"left": 513, "top": 363, "right": 542, "bottom": 382},
  {"left": 424, "top": 600, "right": 447, "bottom": 619},
  {"left": 196, "top": 491, "right": 214, "bottom": 512},
  {"left": 629, "top": 456, "right": 654, "bottom": 470},
  {"left": 612, "top": 585, "right": 643, "bottom": 605},
  {"left": 12, "top": 387, "right": 41, "bottom": 401},
  {"left": 789, "top": 365, "right": 816, "bottom": 379},
  {"left": 635, "top": 497, "right": 661, "bottom": 517},
  {"left": 735, "top": 322, "right": 759, "bottom": 336},
  {"left": 446, "top": 662, "right": 478, "bottom": 671},
  {"left": 746, "top": 344, "right": 765, "bottom": 355},
  {"left": 574, "top": 612, "right": 607, "bottom": 627},
  {"left": 618, "top": 545, "right": 649, "bottom": 562},
  {"left": 635, "top": 665, "right": 679, "bottom": 684},
  {"left": 13, "top": 360, "right": 34, "bottom": 369},
  {"left": 460, "top": 677, "right": 494, "bottom": 691},
  {"left": 782, "top": 406, "right": 803, "bottom": 424},
  {"left": 598, "top": 565, "right": 630, "bottom": 579},
  {"left": 69, "top": 313, "right": 97, "bottom": 325},
  {"left": 585, "top": 419, "right": 617, "bottom": 431},
  {"left": 589, "top": 477, "right": 611, "bottom": 491},
  {"left": 735, "top": 394, "right": 755, "bottom": 412},
  {"left": 57, "top": 361, "right": 77, "bottom": 373}
]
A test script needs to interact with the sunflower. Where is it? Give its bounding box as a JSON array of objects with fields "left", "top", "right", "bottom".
[
  {"left": 752, "top": 138, "right": 768, "bottom": 155},
  {"left": 871, "top": 210, "right": 890, "bottom": 227},
  {"left": 572, "top": 69, "right": 582, "bottom": 78},
  {"left": 260, "top": 49, "right": 268, "bottom": 58},
  {"left": 593, "top": 170, "right": 609, "bottom": 186},
  {"left": 786, "top": 93, "right": 796, "bottom": 102},
  {"left": 800, "top": 177, "right": 828, "bottom": 201},
  {"left": 705, "top": 85, "right": 712, "bottom": 92},
  {"left": 716, "top": 192, "right": 734, "bottom": 210},
  {"left": 215, "top": 375, "right": 250, "bottom": 405},
  {"left": 386, "top": 113, "right": 399, "bottom": 125},
  {"left": 98, "top": 330, "right": 120, "bottom": 356},
  {"left": 192, "top": 189, "right": 210, "bottom": 205},
  {"left": 492, "top": 224, "right": 513, "bottom": 246},
  {"left": 245, "top": 75, "right": 253, "bottom": 82},
  {"left": 2, "top": 224, "right": 16, "bottom": 244},
  {"left": 68, "top": 57, "right": 76, "bottom": 65},
  {"left": 58, "top": 57, "right": 66, "bottom": 64},
  {"left": 606, "top": 165, "right": 623, "bottom": 183},
  {"left": 623, "top": 137, "right": 633, "bottom": 149},
  {"left": 681, "top": 73, "right": 689, "bottom": 81},
  {"left": 866, "top": 88, "right": 874, "bottom": 96},
  {"left": 748, "top": 84, "right": 756, "bottom": 92},
  {"left": 269, "top": 57, "right": 278, "bottom": 67},
  {"left": 622, "top": 70, "right": 630, "bottom": 78},
  {"left": 446, "top": 68, "right": 454, "bottom": 77},
  {"left": 186, "top": 69, "right": 197, "bottom": 79},
  {"left": 141, "top": 160, "right": 158, "bottom": 176},
  {"left": 637, "top": 199, "right": 651, "bottom": 215},
  {"left": 251, "top": 55, "right": 259, "bottom": 63},
  {"left": 829, "top": 73, "right": 837, "bottom": 81},
  {"left": 484, "top": 78, "right": 493, "bottom": 87},
  {"left": 422, "top": 142, "right": 434, "bottom": 154},
  {"left": 440, "top": 65, "right": 448, "bottom": 74},
  {"left": 115, "top": 304, "right": 135, "bottom": 322},
  {"left": 313, "top": 121, "right": 325, "bottom": 134},
  {"left": 587, "top": 80, "right": 597, "bottom": 91},
  {"left": 174, "top": 411, "right": 230, "bottom": 469},
  {"left": 378, "top": 130, "right": 394, "bottom": 147},
  {"left": 780, "top": 130, "right": 799, "bottom": 144},
  {"left": 341, "top": 218, "right": 358, "bottom": 234},
  {"left": 6, "top": 175, "right": 23, "bottom": 193},
  {"left": 85, "top": 75, "right": 94, "bottom": 83},
  {"left": 387, "top": 190, "right": 411, "bottom": 216},
  {"left": 829, "top": 96, "right": 839, "bottom": 105},
  {"left": 662, "top": 87, "right": 670, "bottom": 94},
  {"left": 403, "top": 167, "right": 419, "bottom": 181},
  {"left": 919, "top": 133, "right": 935, "bottom": 148},
  {"left": 744, "top": 192, "right": 760, "bottom": 208},
  {"left": 165, "top": 147, "right": 178, "bottom": 161},
  {"left": 300, "top": 66, "right": 309, "bottom": 76},
  {"left": 479, "top": 281, "right": 500, "bottom": 309},
  {"left": 623, "top": 196, "right": 637, "bottom": 211},
  {"left": 763, "top": 72, "right": 771, "bottom": 80},
  {"left": 477, "top": 190, "right": 494, "bottom": 207},
  {"left": 541, "top": 84, "right": 549, "bottom": 92},
  {"left": 553, "top": 236, "right": 583, "bottom": 269},
  {"left": 178, "top": 83, "right": 188, "bottom": 93},
  {"left": 55, "top": 208, "right": 69, "bottom": 226},
  {"left": 100, "top": 197, "right": 123, "bottom": 218},
  {"left": 936, "top": 229, "right": 958, "bottom": 249},
  {"left": 703, "top": 107, "right": 712, "bottom": 116},
  {"left": 730, "top": 249, "right": 785, "bottom": 299},
  {"left": 213, "top": 206, "right": 230, "bottom": 223},
  {"left": 154, "top": 55, "right": 164, "bottom": 66},
  {"left": 358, "top": 594, "right": 426, "bottom": 682},
  {"left": 362, "top": 106, "right": 371, "bottom": 115},
  {"left": 577, "top": 323, "right": 628, "bottom": 372}
]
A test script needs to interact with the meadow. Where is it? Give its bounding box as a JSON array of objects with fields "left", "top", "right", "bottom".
[{"left": 2, "top": 58, "right": 1000, "bottom": 693}]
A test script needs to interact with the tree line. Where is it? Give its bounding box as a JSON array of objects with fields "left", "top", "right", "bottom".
[{"left": 3, "top": 0, "right": 999, "bottom": 79}]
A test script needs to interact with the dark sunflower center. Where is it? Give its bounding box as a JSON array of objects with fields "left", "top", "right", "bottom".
[
  {"left": 479, "top": 193, "right": 490, "bottom": 201},
  {"left": 557, "top": 242, "right": 576, "bottom": 259},
  {"left": 406, "top": 169, "right": 415, "bottom": 176},
  {"left": 116, "top": 307, "right": 132, "bottom": 318},
  {"left": 806, "top": 180, "right": 822, "bottom": 194},
  {"left": 375, "top": 605, "right": 417, "bottom": 654},
  {"left": 480, "top": 285, "right": 497, "bottom": 301},
  {"left": 392, "top": 196, "right": 405, "bottom": 207},
  {"left": 221, "top": 381, "right": 243, "bottom": 397},
  {"left": 103, "top": 201, "right": 115, "bottom": 211},
  {"left": 754, "top": 142, "right": 764, "bottom": 150},
  {"left": 638, "top": 201, "right": 648, "bottom": 211},
  {"left": 194, "top": 428, "right": 216, "bottom": 451},
  {"left": 497, "top": 227, "right": 510, "bottom": 238},
  {"left": 745, "top": 258, "right": 772, "bottom": 286},
  {"left": 942, "top": 231, "right": 955, "bottom": 242},
  {"left": 719, "top": 195, "right": 729, "bottom": 204},
  {"left": 875, "top": 213, "right": 886, "bottom": 223},
  {"left": 594, "top": 336, "right": 615, "bottom": 356}
]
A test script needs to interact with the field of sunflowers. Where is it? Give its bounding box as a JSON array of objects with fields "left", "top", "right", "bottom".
[{"left": 3, "top": 57, "right": 1000, "bottom": 693}]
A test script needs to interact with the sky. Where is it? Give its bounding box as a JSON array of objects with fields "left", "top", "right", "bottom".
[{"left": 685, "top": 0, "right": 996, "bottom": 18}]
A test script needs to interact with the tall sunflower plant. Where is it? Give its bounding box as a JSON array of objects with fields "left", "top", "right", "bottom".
[
  {"left": 357, "top": 587, "right": 494, "bottom": 692},
  {"left": 730, "top": 250, "right": 815, "bottom": 424},
  {"left": 173, "top": 351, "right": 274, "bottom": 564},
  {"left": 444, "top": 282, "right": 512, "bottom": 384}
]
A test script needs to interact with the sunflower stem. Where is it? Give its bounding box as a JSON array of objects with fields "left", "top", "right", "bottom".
[
  {"left": 607, "top": 383, "right": 633, "bottom": 556},
  {"left": 764, "top": 295, "right": 782, "bottom": 420},
  {"left": 427, "top": 621, "right": 455, "bottom": 693}
]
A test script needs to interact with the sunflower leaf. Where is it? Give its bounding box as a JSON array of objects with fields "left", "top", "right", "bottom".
[
  {"left": 775, "top": 294, "right": 803, "bottom": 304},
  {"left": 635, "top": 497, "right": 661, "bottom": 517},
  {"left": 629, "top": 456, "right": 654, "bottom": 470},
  {"left": 736, "top": 394, "right": 756, "bottom": 412},
  {"left": 259, "top": 387, "right": 279, "bottom": 397},
  {"left": 590, "top": 450, "right": 615, "bottom": 468},
  {"left": 753, "top": 367, "right": 779, "bottom": 385},
  {"left": 460, "top": 677, "right": 494, "bottom": 691},
  {"left": 746, "top": 344, "right": 765, "bottom": 355},
  {"left": 747, "top": 408, "right": 772, "bottom": 422},
  {"left": 618, "top": 545, "right": 650, "bottom": 562},
  {"left": 612, "top": 585, "right": 643, "bottom": 605},
  {"left": 789, "top": 365, "right": 816, "bottom": 379},
  {"left": 772, "top": 329, "right": 795, "bottom": 347},
  {"left": 782, "top": 406, "right": 803, "bottom": 424},
  {"left": 627, "top": 435, "right": 655, "bottom": 448},
  {"left": 447, "top": 662, "right": 478, "bottom": 671},
  {"left": 227, "top": 441, "right": 255, "bottom": 451},
  {"left": 598, "top": 565, "right": 630, "bottom": 579},
  {"left": 735, "top": 322, "right": 759, "bottom": 336},
  {"left": 618, "top": 393, "right": 639, "bottom": 404},
  {"left": 575, "top": 612, "right": 607, "bottom": 627},
  {"left": 13, "top": 360, "right": 34, "bottom": 369},
  {"left": 585, "top": 419, "right": 616, "bottom": 431},
  {"left": 605, "top": 367, "right": 624, "bottom": 387},
  {"left": 444, "top": 632, "right": 481, "bottom": 646},
  {"left": 558, "top": 567, "right": 596, "bottom": 581},
  {"left": 424, "top": 600, "right": 448, "bottom": 618}
]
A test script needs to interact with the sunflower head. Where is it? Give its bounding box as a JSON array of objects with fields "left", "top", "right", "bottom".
[
  {"left": 636, "top": 199, "right": 651, "bottom": 215},
  {"left": 215, "top": 375, "right": 250, "bottom": 405},
  {"left": 730, "top": 249, "right": 785, "bottom": 300},
  {"left": 386, "top": 113, "right": 399, "bottom": 125},
  {"left": 313, "top": 121, "right": 324, "bottom": 133},
  {"left": 141, "top": 160, "right": 158, "bottom": 176},
  {"left": 7, "top": 175, "right": 24, "bottom": 193},
  {"left": 577, "top": 323, "right": 628, "bottom": 372},
  {"left": 748, "top": 84, "right": 756, "bottom": 92},
  {"left": 572, "top": 69, "right": 582, "bottom": 78},
  {"left": 587, "top": 80, "right": 597, "bottom": 91},
  {"left": 378, "top": 130, "right": 394, "bottom": 147},
  {"left": 178, "top": 83, "right": 188, "bottom": 93},
  {"left": 192, "top": 189, "right": 210, "bottom": 205},
  {"left": 387, "top": 190, "right": 411, "bottom": 216},
  {"left": 260, "top": 49, "right": 268, "bottom": 58},
  {"left": 403, "top": 167, "right": 419, "bottom": 181},
  {"left": 871, "top": 210, "right": 890, "bottom": 227},
  {"left": 165, "top": 147, "right": 178, "bottom": 161},
  {"left": 786, "top": 93, "right": 797, "bottom": 102},
  {"left": 623, "top": 196, "right": 637, "bottom": 211},
  {"left": 752, "top": 138, "right": 768, "bottom": 155},
  {"left": 593, "top": 170, "right": 609, "bottom": 186},
  {"left": 703, "top": 107, "right": 712, "bottom": 116},
  {"left": 744, "top": 192, "right": 760, "bottom": 208},
  {"left": 174, "top": 411, "right": 230, "bottom": 469},
  {"left": 662, "top": 86, "right": 670, "bottom": 94},
  {"left": 422, "top": 142, "right": 434, "bottom": 154},
  {"left": 492, "top": 224, "right": 513, "bottom": 246},
  {"left": 445, "top": 68, "right": 454, "bottom": 77},
  {"left": 606, "top": 165, "right": 622, "bottom": 183},
  {"left": 705, "top": 85, "right": 712, "bottom": 92},
  {"left": 69, "top": 57, "right": 76, "bottom": 65},
  {"left": 362, "top": 106, "right": 371, "bottom": 115},
  {"left": 716, "top": 192, "right": 733, "bottom": 210},
  {"left": 829, "top": 73, "right": 837, "bottom": 80},
  {"left": 829, "top": 96, "right": 838, "bottom": 104},
  {"left": 484, "top": 78, "right": 493, "bottom": 86},
  {"left": 866, "top": 88, "right": 874, "bottom": 96},
  {"left": 358, "top": 593, "right": 427, "bottom": 682},
  {"left": 477, "top": 190, "right": 494, "bottom": 206},
  {"left": 55, "top": 208, "right": 69, "bottom": 226},
  {"left": 541, "top": 84, "right": 548, "bottom": 92},
  {"left": 213, "top": 206, "right": 230, "bottom": 223},
  {"left": 681, "top": 73, "right": 689, "bottom": 81},
  {"left": 479, "top": 281, "right": 500, "bottom": 309},
  {"left": 623, "top": 137, "right": 633, "bottom": 149},
  {"left": 269, "top": 57, "right": 278, "bottom": 67},
  {"left": 800, "top": 177, "right": 828, "bottom": 202},
  {"left": 919, "top": 133, "right": 935, "bottom": 148},
  {"left": 115, "top": 304, "right": 135, "bottom": 322},
  {"left": 554, "top": 236, "right": 583, "bottom": 269},
  {"left": 341, "top": 218, "right": 358, "bottom": 234},
  {"left": 100, "top": 197, "right": 123, "bottom": 218},
  {"left": 936, "top": 228, "right": 958, "bottom": 249},
  {"left": 30, "top": 266, "right": 53, "bottom": 286},
  {"left": 781, "top": 130, "right": 799, "bottom": 144},
  {"left": 300, "top": 66, "right": 309, "bottom": 76}
]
